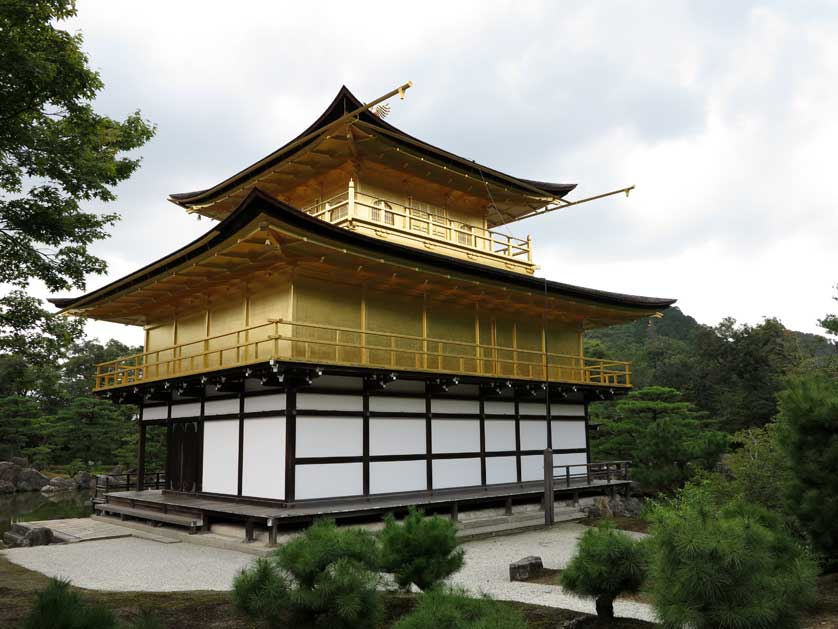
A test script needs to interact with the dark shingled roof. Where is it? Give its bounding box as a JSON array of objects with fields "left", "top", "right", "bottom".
[
  {"left": 168, "top": 86, "right": 577, "bottom": 207},
  {"left": 51, "top": 189, "right": 676, "bottom": 314}
]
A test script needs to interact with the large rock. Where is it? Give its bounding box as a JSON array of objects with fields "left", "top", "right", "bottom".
[
  {"left": 74, "top": 470, "right": 93, "bottom": 489},
  {"left": 509, "top": 556, "right": 544, "bottom": 581},
  {"left": 9, "top": 456, "right": 28, "bottom": 468},
  {"left": 0, "top": 480, "right": 15, "bottom": 494},
  {"left": 48, "top": 476, "right": 78, "bottom": 491},
  {"left": 15, "top": 468, "right": 49, "bottom": 492},
  {"left": 581, "top": 494, "right": 644, "bottom": 519},
  {"left": 24, "top": 527, "right": 53, "bottom": 547},
  {"left": 0, "top": 461, "right": 19, "bottom": 485}
]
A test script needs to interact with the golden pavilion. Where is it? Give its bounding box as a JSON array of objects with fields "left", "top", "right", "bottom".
[{"left": 50, "top": 83, "right": 674, "bottom": 530}]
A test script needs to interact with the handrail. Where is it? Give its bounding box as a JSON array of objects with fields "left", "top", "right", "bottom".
[
  {"left": 301, "top": 186, "right": 533, "bottom": 264},
  {"left": 93, "top": 317, "right": 632, "bottom": 391}
]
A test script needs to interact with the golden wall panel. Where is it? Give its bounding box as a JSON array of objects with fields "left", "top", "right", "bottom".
[
  {"left": 293, "top": 276, "right": 361, "bottom": 364},
  {"left": 365, "top": 290, "right": 423, "bottom": 370}
]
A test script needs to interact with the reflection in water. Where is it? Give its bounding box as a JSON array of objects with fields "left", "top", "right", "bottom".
[{"left": 0, "top": 491, "right": 93, "bottom": 539}]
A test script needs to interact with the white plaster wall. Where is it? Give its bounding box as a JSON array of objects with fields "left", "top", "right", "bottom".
[
  {"left": 519, "top": 401, "right": 548, "bottom": 416},
  {"left": 142, "top": 405, "right": 167, "bottom": 421},
  {"left": 520, "top": 420, "right": 548, "bottom": 450},
  {"left": 296, "top": 416, "right": 362, "bottom": 457},
  {"left": 554, "top": 451, "right": 588, "bottom": 470},
  {"left": 241, "top": 416, "right": 285, "bottom": 500},
  {"left": 484, "top": 419, "right": 516, "bottom": 451},
  {"left": 432, "top": 399, "right": 479, "bottom": 415},
  {"left": 551, "top": 403, "right": 585, "bottom": 417},
  {"left": 201, "top": 419, "right": 239, "bottom": 495},
  {"left": 296, "top": 462, "right": 363, "bottom": 499},
  {"left": 297, "top": 393, "right": 362, "bottom": 412},
  {"left": 244, "top": 393, "right": 285, "bottom": 414},
  {"left": 551, "top": 421, "right": 587, "bottom": 450},
  {"left": 485, "top": 456, "right": 517, "bottom": 485},
  {"left": 484, "top": 401, "right": 515, "bottom": 415},
  {"left": 521, "top": 454, "right": 545, "bottom": 482},
  {"left": 205, "top": 397, "right": 240, "bottom": 416},
  {"left": 369, "top": 396, "right": 425, "bottom": 413},
  {"left": 431, "top": 419, "right": 480, "bottom": 453},
  {"left": 370, "top": 460, "right": 426, "bottom": 494},
  {"left": 370, "top": 418, "right": 425, "bottom": 455},
  {"left": 433, "top": 458, "right": 481, "bottom": 489},
  {"left": 170, "top": 402, "right": 201, "bottom": 418}
]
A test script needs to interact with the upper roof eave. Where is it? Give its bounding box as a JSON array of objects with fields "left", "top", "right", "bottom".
[
  {"left": 52, "top": 188, "right": 675, "bottom": 317},
  {"left": 167, "top": 86, "right": 577, "bottom": 209}
]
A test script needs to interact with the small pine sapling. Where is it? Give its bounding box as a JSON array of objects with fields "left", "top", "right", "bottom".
[
  {"left": 559, "top": 522, "right": 648, "bottom": 619},
  {"left": 380, "top": 507, "right": 465, "bottom": 591},
  {"left": 23, "top": 578, "right": 117, "bottom": 629},
  {"left": 394, "top": 585, "right": 527, "bottom": 629}
]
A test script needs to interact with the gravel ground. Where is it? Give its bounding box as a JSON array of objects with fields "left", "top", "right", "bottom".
[
  {"left": 2, "top": 521, "right": 655, "bottom": 621},
  {"left": 451, "top": 522, "right": 656, "bottom": 623},
  {"left": 1, "top": 537, "right": 252, "bottom": 592}
]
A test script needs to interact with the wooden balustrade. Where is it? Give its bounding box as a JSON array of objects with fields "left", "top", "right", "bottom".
[
  {"left": 93, "top": 318, "right": 631, "bottom": 391},
  {"left": 301, "top": 187, "right": 533, "bottom": 265}
]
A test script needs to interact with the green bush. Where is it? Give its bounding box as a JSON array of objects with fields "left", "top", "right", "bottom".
[
  {"left": 380, "top": 508, "right": 465, "bottom": 591},
  {"left": 125, "top": 608, "right": 165, "bottom": 629},
  {"left": 231, "top": 557, "right": 290, "bottom": 626},
  {"left": 648, "top": 485, "right": 818, "bottom": 629},
  {"left": 233, "top": 519, "right": 382, "bottom": 628},
  {"left": 559, "top": 522, "right": 648, "bottom": 618},
  {"left": 23, "top": 578, "right": 117, "bottom": 629},
  {"left": 394, "top": 586, "right": 527, "bottom": 629}
]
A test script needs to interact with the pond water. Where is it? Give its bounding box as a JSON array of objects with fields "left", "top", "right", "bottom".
[{"left": 0, "top": 491, "right": 93, "bottom": 540}]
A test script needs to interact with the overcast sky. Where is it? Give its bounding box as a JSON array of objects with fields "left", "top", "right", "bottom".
[{"left": 45, "top": 0, "right": 838, "bottom": 345}]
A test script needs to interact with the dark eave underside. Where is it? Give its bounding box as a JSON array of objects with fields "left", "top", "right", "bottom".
[
  {"left": 50, "top": 189, "right": 676, "bottom": 315},
  {"left": 168, "top": 86, "right": 576, "bottom": 208}
]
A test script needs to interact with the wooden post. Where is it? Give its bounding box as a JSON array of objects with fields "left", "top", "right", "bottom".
[
  {"left": 136, "top": 421, "right": 146, "bottom": 491},
  {"left": 268, "top": 518, "right": 278, "bottom": 546},
  {"left": 543, "top": 448, "right": 554, "bottom": 526},
  {"left": 347, "top": 178, "right": 355, "bottom": 221}
]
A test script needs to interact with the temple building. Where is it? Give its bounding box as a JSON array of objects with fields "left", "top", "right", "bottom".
[{"left": 51, "top": 84, "right": 674, "bottom": 532}]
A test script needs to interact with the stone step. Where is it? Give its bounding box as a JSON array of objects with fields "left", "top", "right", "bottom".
[{"left": 456, "top": 508, "right": 584, "bottom": 541}]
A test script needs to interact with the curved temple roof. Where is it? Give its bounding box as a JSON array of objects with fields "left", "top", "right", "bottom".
[
  {"left": 168, "top": 86, "right": 577, "bottom": 225},
  {"left": 50, "top": 189, "right": 676, "bottom": 319}
]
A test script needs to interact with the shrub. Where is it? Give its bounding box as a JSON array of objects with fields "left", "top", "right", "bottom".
[
  {"left": 394, "top": 586, "right": 527, "bottom": 629},
  {"left": 23, "top": 578, "right": 116, "bottom": 629},
  {"left": 231, "top": 557, "right": 290, "bottom": 626},
  {"left": 233, "top": 519, "right": 382, "bottom": 629},
  {"left": 380, "top": 508, "right": 465, "bottom": 591},
  {"left": 125, "top": 609, "right": 165, "bottom": 629},
  {"left": 559, "top": 522, "right": 648, "bottom": 618},
  {"left": 648, "top": 485, "right": 818, "bottom": 629}
]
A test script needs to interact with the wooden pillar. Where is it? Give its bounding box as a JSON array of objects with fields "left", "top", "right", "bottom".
[
  {"left": 136, "top": 417, "right": 146, "bottom": 491},
  {"left": 543, "top": 448, "right": 554, "bottom": 526}
]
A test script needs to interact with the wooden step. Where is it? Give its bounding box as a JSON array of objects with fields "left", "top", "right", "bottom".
[{"left": 95, "top": 503, "right": 203, "bottom": 534}]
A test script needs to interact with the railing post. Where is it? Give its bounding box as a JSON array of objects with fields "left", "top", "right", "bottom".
[
  {"left": 566, "top": 466, "right": 571, "bottom": 488},
  {"left": 543, "top": 449, "right": 554, "bottom": 526},
  {"left": 347, "top": 178, "right": 355, "bottom": 221},
  {"left": 526, "top": 235, "right": 533, "bottom": 263}
]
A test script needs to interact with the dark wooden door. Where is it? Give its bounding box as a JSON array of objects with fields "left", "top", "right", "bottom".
[{"left": 168, "top": 422, "right": 200, "bottom": 492}]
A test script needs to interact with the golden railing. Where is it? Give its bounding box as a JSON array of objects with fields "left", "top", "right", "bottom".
[
  {"left": 94, "top": 318, "right": 631, "bottom": 391},
  {"left": 301, "top": 186, "right": 533, "bottom": 265}
]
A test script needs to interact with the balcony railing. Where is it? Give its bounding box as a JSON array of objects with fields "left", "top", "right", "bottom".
[
  {"left": 94, "top": 318, "right": 631, "bottom": 392},
  {"left": 301, "top": 184, "right": 533, "bottom": 268}
]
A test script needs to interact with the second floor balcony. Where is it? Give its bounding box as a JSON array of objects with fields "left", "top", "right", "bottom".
[
  {"left": 93, "top": 318, "right": 631, "bottom": 392},
  {"left": 302, "top": 181, "right": 535, "bottom": 274}
]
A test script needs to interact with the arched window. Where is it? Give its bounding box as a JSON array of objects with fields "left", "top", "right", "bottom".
[{"left": 371, "top": 199, "right": 394, "bottom": 225}]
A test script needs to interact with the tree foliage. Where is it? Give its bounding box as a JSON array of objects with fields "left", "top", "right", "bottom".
[
  {"left": 647, "top": 485, "right": 817, "bottom": 629},
  {"left": 778, "top": 373, "right": 838, "bottom": 567},
  {"left": 23, "top": 578, "right": 116, "bottom": 629},
  {"left": 559, "top": 522, "right": 648, "bottom": 618},
  {"left": 820, "top": 284, "right": 838, "bottom": 337},
  {"left": 592, "top": 386, "right": 728, "bottom": 493},
  {"left": 394, "top": 586, "right": 527, "bottom": 629},
  {"left": 0, "top": 0, "right": 154, "bottom": 338},
  {"left": 380, "top": 507, "right": 464, "bottom": 591}
]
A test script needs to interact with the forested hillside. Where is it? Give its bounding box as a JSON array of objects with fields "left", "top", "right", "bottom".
[{"left": 586, "top": 306, "right": 837, "bottom": 431}]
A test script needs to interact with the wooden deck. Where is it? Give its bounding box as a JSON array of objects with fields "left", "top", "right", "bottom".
[{"left": 105, "top": 476, "right": 628, "bottom": 530}]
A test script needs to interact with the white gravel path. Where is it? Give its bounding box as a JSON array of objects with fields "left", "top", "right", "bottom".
[
  {"left": 2, "top": 521, "right": 656, "bottom": 622},
  {"left": 452, "top": 522, "right": 656, "bottom": 623},
  {"left": 2, "top": 537, "right": 252, "bottom": 591}
]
